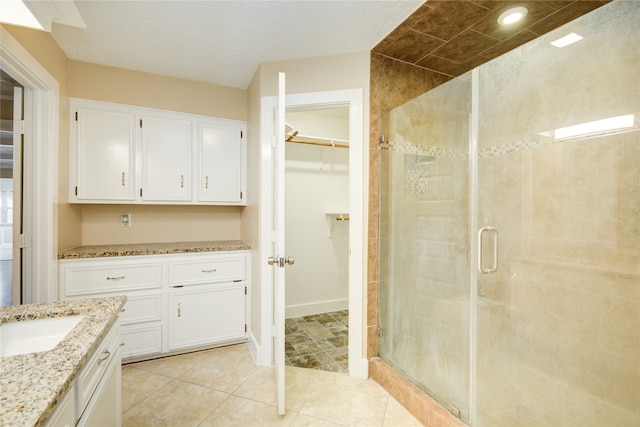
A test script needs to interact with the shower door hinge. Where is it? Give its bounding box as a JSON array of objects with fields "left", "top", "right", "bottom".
[{"left": 376, "top": 326, "right": 383, "bottom": 337}]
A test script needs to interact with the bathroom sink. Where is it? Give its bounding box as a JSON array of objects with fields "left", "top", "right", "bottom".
[{"left": 0, "top": 315, "right": 84, "bottom": 357}]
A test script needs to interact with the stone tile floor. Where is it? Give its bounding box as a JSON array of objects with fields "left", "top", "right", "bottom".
[
  {"left": 285, "top": 310, "right": 349, "bottom": 373},
  {"left": 121, "top": 343, "right": 423, "bottom": 426}
]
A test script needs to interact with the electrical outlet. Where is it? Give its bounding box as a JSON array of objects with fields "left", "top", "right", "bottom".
[{"left": 120, "top": 213, "right": 131, "bottom": 228}]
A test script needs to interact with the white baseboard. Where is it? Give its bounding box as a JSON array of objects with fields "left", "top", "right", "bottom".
[
  {"left": 285, "top": 298, "right": 348, "bottom": 319},
  {"left": 248, "top": 331, "right": 272, "bottom": 367}
]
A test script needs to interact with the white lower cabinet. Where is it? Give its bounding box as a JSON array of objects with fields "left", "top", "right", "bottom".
[
  {"left": 44, "top": 385, "right": 76, "bottom": 427},
  {"left": 169, "top": 284, "right": 246, "bottom": 350},
  {"left": 45, "top": 320, "right": 121, "bottom": 427},
  {"left": 59, "top": 250, "right": 250, "bottom": 361}
]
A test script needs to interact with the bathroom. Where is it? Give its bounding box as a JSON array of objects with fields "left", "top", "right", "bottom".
[{"left": 0, "top": 1, "right": 637, "bottom": 426}]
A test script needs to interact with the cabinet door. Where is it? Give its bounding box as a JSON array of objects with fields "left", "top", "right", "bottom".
[
  {"left": 77, "top": 348, "right": 121, "bottom": 427},
  {"left": 198, "top": 122, "right": 244, "bottom": 203},
  {"left": 168, "top": 284, "right": 245, "bottom": 350},
  {"left": 141, "top": 115, "right": 192, "bottom": 202},
  {"left": 75, "top": 108, "right": 135, "bottom": 201},
  {"left": 44, "top": 386, "right": 76, "bottom": 427}
]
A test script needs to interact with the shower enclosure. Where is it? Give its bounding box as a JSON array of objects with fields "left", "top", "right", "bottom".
[{"left": 377, "top": 2, "right": 639, "bottom": 426}]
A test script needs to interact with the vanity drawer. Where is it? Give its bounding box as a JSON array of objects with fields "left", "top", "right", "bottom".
[
  {"left": 120, "top": 292, "right": 162, "bottom": 325},
  {"left": 76, "top": 320, "right": 120, "bottom": 413},
  {"left": 120, "top": 323, "right": 162, "bottom": 359},
  {"left": 61, "top": 261, "right": 162, "bottom": 296},
  {"left": 169, "top": 256, "right": 245, "bottom": 285}
]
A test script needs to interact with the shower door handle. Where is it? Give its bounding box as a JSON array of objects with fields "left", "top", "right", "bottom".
[{"left": 478, "top": 226, "right": 498, "bottom": 274}]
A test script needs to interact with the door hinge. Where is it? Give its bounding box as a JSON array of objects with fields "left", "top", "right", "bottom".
[
  {"left": 139, "top": 119, "right": 143, "bottom": 128},
  {"left": 14, "top": 120, "right": 26, "bottom": 134},
  {"left": 74, "top": 186, "right": 78, "bottom": 196},
  {"left": 18, "top": 234, "right": 28, "bottom": 248},
  {"left": 376, "top": 326, "right": 384, "bottom": 337}
]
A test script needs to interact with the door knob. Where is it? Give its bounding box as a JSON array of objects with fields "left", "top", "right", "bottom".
[{"left": 267, "top": 256, "right": 295, "bottom": 267}]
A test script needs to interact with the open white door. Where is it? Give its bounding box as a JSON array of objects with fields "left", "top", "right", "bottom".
[{"left": 269, "top": 72, "right": 288, "bottom": 416}]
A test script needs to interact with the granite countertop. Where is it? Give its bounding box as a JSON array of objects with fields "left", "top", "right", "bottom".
[
  {"left": 0, "top": 296, "right": 126, "bottom": 427},
  {"left": 58, "top": 240, "right": 251, "bottom": 259}
]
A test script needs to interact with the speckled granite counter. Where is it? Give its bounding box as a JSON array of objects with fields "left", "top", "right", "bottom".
[
  {"left": 58, "top": 240, "right": 251, "bottom": 259},
  {"left": 0, "top": 296, "right": 126, "bottom": 427}
]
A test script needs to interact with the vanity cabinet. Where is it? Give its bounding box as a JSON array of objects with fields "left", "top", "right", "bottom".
[
  {"left": 69, "top": 98, "right": 246, "bottom": 205},
  {"left": 44, "top": 320, "right": 122, "bottom": 427},
  {"left": 44, "top": 386, "right": 76, "bottom": 427},
  {"left": 59, "top": 250, "right": 250, "bottom": 361}
]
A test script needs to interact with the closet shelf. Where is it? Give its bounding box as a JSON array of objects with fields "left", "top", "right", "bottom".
[{"left": 325, "top": 213, "right": 349, "bottom": 237}]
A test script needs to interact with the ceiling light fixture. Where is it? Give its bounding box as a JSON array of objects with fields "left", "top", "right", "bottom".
[
  {"left": 551, "top": 32, "right": 584, "bottom": 48},
  {"left": 497, "top": 6, "right": 528, "bottom": 26}
]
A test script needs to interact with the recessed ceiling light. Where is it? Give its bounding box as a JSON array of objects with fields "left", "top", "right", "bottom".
[
  {"left": 551, "top": 32, "right": 584, "bottom": 48},
  {"left": 497, "top": 6, "right": 528, "bottom": 26}
]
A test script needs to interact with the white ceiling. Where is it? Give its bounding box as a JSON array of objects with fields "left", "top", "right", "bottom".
[{"left": 49, "top": 1, "right": 423, "bottom": 90}]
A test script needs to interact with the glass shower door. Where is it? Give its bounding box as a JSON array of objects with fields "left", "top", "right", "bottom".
[
  {"left": 474, "top": 2, "right": 640, "bottom": 426},
  {"left": 378, "top": 74, "right": 473, "bottom": 422}
]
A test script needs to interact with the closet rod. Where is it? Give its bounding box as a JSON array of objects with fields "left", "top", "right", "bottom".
[
  {"left": 285, "top": 130, "right": 348, "bottom": 148},
  {"left": 286, "top": 139, "right": 349, "bottom": 149}
]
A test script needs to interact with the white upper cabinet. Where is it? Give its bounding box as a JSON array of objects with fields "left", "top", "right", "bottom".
[
  {"left": 198, "top": 120, "right": 244, "bottom": 203},
  {"left": 74, "top": 107, "right": 136, "bottom": 201},
  {"left": 69, "top": 98, "right": 246, "bottom": 205},
  {"left": 141, "top": 115, "right": 192, "bottom": 202}
]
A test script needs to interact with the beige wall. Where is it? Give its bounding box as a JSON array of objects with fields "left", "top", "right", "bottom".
[
  {"left": 67, "top": 61, "right": 248, "bottom": 247},
  {"left": 1, "top": 24, "right": 81, "bottom": 252},
  {"left": 69, "top": 61, "right": 246, "bottom": 120},
  {"left": 258, "top": 52, "right": 370, "bottom": 98}
]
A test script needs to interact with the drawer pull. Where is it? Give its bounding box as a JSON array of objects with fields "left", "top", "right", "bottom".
[
  {"left": 106, "top": 276, "right": 125, "bottom": 281},
  {"left": 177, "top": 303, "right": 182, "bottom": 318},
  {"left": 97, "top": 350, "right": 111, "bottom": 365},
  {"left": 120, "top": 342, "right": 126, "bottom": 347},
  {"left": 202, "top": 269, "right": 217, "bottom": 273},
  {"left": 172, "top": 285, "right": 184, "bottom": 288}
]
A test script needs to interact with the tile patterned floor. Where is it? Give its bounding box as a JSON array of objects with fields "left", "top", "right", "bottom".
[
  {"left": 285, "top": 310, "right": 349, "bottom": 373},
  {"left": 122, "top": 343, "right": 423, "bottom": 427}
]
